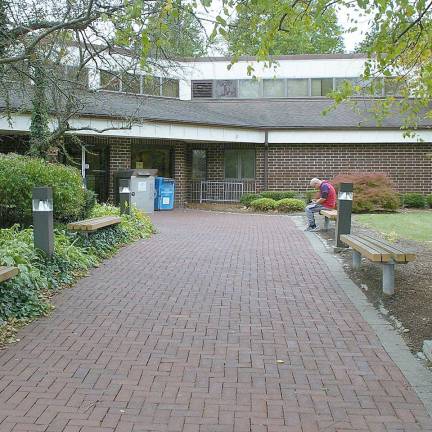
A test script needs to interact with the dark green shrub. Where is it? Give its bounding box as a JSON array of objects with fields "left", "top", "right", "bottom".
[
  {"left": 260, "top": 191, "right": 297, "bottom": 201},
  {"left": 426, "top": 194, "right": 432, "bottom": 208},
  {"left": 332, "top": 173, "right": 400, "bottom": 213},
  {"left": 0, "top": 153, "right": 86, "bottom": 226},
  {"left": 249, "top": 198, "right": 277, "bottom": 211},
  {"left": 402, "top": 193, "right": 426, "bottom": 208},
  {"left": 240, "top": 193, "right": 262, "bottom": 207},
  {"left": 275, "top": 198, "right": 305, "bottom": 213}
]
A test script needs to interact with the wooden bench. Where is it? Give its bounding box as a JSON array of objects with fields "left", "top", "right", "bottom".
[
  {"left": 67, "top": 216, "right": 121, "bottom": 233},
  {"left": 340, "top": 234, "right": 416, "bottom": 295},
  {"left": 320, "top": 209, "right": 338, "bottom": 231},
  {"left": 0, "top": 266, "right": 19, "bottom": 283}
]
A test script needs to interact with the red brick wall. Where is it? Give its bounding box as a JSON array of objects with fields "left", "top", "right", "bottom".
[
  {"left": 267, "top": 142, "right": 432, "bottom": 194},
  {"left": 108, "top": 138, "right": 131, "bottom": 200}
]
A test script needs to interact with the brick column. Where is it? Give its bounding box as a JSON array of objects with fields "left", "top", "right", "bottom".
[
  {"left": 109, "top": 138, "right": 131, "bottom": 202},
  {"left": 173, "top": 141, "right": 189, "bottom": 206}
]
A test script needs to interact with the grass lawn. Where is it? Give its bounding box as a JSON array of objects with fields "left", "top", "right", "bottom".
[{"left": 354, "top": 211, "right": 432, "bottom": 243}]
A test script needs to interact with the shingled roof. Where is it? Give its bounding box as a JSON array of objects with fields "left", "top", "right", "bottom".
[{"left": 2, "top": 89, "right": 432, "bottom": 130}]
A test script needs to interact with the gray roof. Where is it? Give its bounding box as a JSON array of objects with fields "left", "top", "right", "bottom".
[
  {"left": 2, "top": 89, "right": 432, "bottom": 130},
  {"left": 82, "top": 91, "right": 432, "bottom": 130}
]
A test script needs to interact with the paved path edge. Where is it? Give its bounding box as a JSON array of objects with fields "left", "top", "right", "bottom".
[{"left": 292, "top": 216, "right": 432, "bottom": 418}]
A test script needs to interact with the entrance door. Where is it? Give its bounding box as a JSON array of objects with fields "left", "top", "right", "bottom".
[{"left": 85, "top": 144, "right": 110, "bottom": 202}]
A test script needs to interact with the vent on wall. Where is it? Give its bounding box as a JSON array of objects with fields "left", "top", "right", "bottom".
[{"left": 192, "top": 81, "right": 213, "bottom": 98}]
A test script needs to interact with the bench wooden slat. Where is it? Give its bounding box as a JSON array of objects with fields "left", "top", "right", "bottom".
[
  {"left": 357, "top": 234, "right": 416, "bottom": 263},
  {"left": 0, "top": 266, "right": 19, "bottom": 283},
  {"left": 320, "top": 210, "right": 338, "bottom": 220},
  {"left": 340, "top": 234, "right": 392, "bottom": 262},
  {"left": 67, "top": 216, "right": 121, "bottom": 232}
]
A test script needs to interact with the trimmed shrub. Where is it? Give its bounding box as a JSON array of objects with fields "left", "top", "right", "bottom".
[
  {"left": 0, "top": 153, "right": 86, "bottom": 226},
  {"left": 249, "top": 198, "right": 277, "bottom": 211},
  {"left": 275, "top": 198, "right": 305, "bottom": 213},
  {"left": 426, "top": 194, "right": 432, "bottom": 208},
  {"left": 260, "top": 191, "right": 297, "bottom": 201},
  {"left": 240, "top": 193, "right": 262, "bottom": 207},
  {"left": 0, "top": 204, "right": 154, "bottom": 329},
  {"left": 402, "top": 193, "right": 426, "bottom": 208},
  {"left": 332, "top": 173, "right": 400, "bottom": 213}
]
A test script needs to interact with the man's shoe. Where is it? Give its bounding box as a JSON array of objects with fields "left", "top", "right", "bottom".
[{"left": 305, "top": 225, "right": 320, "bottom": 232}]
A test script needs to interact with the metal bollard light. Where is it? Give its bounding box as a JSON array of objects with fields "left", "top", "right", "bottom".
[
  {"left": 32, "top": 186, "right": 54, "bottom": 257},
  {"left": 119, "top": 179, "right": 131, "bottom": 215},
  {"left": 335, "top": 182, "right": 353, "bottom": 249}
]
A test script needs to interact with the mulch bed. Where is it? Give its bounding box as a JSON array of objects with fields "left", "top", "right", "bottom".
[{"left": 318, "top": 223, "right": 432, "bottom": 354}]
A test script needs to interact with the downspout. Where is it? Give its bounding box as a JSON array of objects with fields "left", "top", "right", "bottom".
[{"left": 264, "top": 130, "right": 269, "bottom": 191}]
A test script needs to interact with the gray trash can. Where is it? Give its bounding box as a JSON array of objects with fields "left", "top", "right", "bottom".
[{"left": 115, "top": 169, "right": 158, "bottom": 213}]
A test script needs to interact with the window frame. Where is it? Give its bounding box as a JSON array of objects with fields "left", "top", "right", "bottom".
[
  {"left": 191, "top": 149, "right": 208, "bottom": 180},
  {"left": 224, "top": 149, "right": 256, "bottom": 180}
]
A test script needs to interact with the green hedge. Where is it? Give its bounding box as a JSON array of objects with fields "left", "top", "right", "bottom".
[
  {"left": 260, "top": 191, "right": 297, "bottom": 201},
  {"left": 0, "top": 154, "right": 89, "bottom": 226},
  {"left": 0, "top": 204, "right": 154, "bottom": 334},
  {"left": 249, "top": 198, "right": 277, "bottom": 211},
  {"left": 402, "top": 193, "right": 426, "bottom": 208},
  {"left": 275, "top": 198, "right": 305, "bottom": 212},
  {"left": 427, "top": 194, "right": 432, "bottom": 208}
]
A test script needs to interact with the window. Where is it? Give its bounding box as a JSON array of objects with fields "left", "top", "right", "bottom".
[
  {"left": 65, "top": 66, "right": 88, "bottom": 88},
  {"left": 311, "top": 78, "right": 334, "bottom": 96},
  {"left": 162, "top": 78, "right": 179, "bottom": 97},
  {"left": 224, "top": 149, "right": 255, "bottom": 179},
  {"left": 142, "top": 76, "right": 160, "bottom": 96},
  {"left": 263, "top": 79, "right": 285, "bottom": 97},
  {"left": 131, "top": 145, "right": 172, "bottom": 177},
  {"left": 215, "top": 80, "right": 238, "bottom": 98},
  {"left": 287, "top": 79, "right": 309, "bottom": 97},
  {"left": 100, "top": 70, "right": 120, "bottom": 91},
  {"left": 239, "top": 79, "right": 261, "bottom": 98},
  {"left": 122, "top": 73, "right": 141, "bottom": 94},
  {"left": 192, "top": 150, "right": 207, "bottom": 180},
  {"left": 384, "top": 77, "right": 404, "bottom": 96}
]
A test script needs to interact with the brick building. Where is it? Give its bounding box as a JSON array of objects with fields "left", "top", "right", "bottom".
[{"left": 1, "top": 54, "right": 432, "bottom": 205}]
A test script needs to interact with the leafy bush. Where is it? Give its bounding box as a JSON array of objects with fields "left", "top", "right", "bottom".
[
  {"left": 275, "top": 198, "right": 305, "bottom": 213},
  {"left": 249, "top": 198, "right": 277, "bottom": 211},
  {"left": 260, "top": 191, "right": 297, "bottom": 201},
  {"left": 0, "top": 204, "right": 154, "bottom": 334},
  {"left": 240, "top": 193, "right": 262, "bottom": 207},
  {"left": 402, "top": 193, "right": 426, "bottom": 208},
  {"left": 0, "top": 153, "right": 86, "bottom": 226},
  {"left": 332, "top": 173, "right": 400, "bottom": 213},
  {"left": 427, "top": 194, "right": 432, "bottom": 208}
]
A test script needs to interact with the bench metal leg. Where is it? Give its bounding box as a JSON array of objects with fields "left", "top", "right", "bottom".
[
  {"left": 352, "top": 251, "right": 361, "bottom": 270},
  {"left": 323, "top": 217, "right": 330, "bottom": 231},
  {"left": 382, "top": 262, "right": 395, "bottom": 296}
]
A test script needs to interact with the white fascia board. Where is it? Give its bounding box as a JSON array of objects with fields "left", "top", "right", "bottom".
[
  {"left": 0, "top": 113, "right": 265, "bottom": 143},
  {"left": 268, "top": 129, "right": 432, "bottom": 144},
  {"left": 178, "top": 58, "right": 366, "bottom": 80}
]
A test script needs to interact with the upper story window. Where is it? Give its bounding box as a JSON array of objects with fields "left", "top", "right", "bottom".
[
  {"left": 99, "top": 70, "right": 179, "bottom": 98},
  {"left": 192, "top": 77, "right": 402, "bottom": 99}
]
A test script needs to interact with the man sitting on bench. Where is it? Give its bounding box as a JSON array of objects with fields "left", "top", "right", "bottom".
[{"left": 305, "top": 178, "right": 336, "bottom": 232}]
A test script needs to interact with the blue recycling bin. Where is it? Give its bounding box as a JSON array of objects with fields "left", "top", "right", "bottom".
[{"left": 154, "top": 177, "right": 175, "bottom": 210}]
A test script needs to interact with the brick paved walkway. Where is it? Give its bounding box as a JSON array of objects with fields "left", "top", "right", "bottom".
[{"left": 0, "top": 210, "right": 431, "bottom": 432}]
